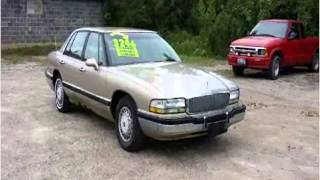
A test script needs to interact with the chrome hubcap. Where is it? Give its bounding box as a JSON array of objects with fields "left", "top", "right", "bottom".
[
  {"left": 274, "top": 59, "right": 279, "bottom": 76},
  {"left": 55, "top": 79, "right": 64, "bottom": 109},
  {"left": 314, "top": 55, "right": 319, "bottom": 70},
  {"left": 118, "top": 106, "right": 133, "bottom": 142}
]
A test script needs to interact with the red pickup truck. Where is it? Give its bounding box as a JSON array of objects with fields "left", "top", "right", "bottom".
[{"left": 228, "top": 19, "right": 319, "bottom": 79}]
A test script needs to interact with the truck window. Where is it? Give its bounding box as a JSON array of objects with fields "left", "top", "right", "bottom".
[{"left": 289, "top": 23, "right": 300, "bottom": 39}]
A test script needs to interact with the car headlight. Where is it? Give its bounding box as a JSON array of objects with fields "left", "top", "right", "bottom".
[
  {"left": 229, "top": 46, "right": 235, "bottom": 54},
  {"left": 149, "top": 98, "right": 186, "bottom": 114},
  {"left": 257, "top": 48, "right": 267, "bottom": 56},
  {"left": 229, "top": 90, "right": 239, "bottom": 104}
]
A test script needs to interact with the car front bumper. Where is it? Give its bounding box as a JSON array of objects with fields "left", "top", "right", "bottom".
[
  {"left": 137, "top": 103, "right": 246, "bottom": 140},
  {"left": 228, "top": 54, "right": 271, "bottom": 69}
]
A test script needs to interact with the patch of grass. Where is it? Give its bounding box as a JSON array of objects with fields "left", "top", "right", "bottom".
[
  {"left": 2, "top": 43, "right": 59, "bottom": 57},
  {"left": 1, "top": 55, "right": 47, "bottom": 65},
  {"left": 180, "top": 55, "right": 226, "bottom": 66},
  {"left": 1, "top": 43, "right": 60, "bottom": 64}
]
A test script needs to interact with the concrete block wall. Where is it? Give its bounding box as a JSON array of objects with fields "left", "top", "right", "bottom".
[{"left": 1, "top": 0, "right": 104, "bottom": 43}]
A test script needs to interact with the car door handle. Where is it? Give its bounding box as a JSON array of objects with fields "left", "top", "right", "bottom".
[
  {"left": 79, "top": 67, "right": 86, "bottom": 72},
  {"left": 58, "top": 59, "right": 65, "bottom": 64}
]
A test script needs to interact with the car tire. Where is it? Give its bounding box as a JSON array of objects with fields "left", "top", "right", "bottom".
[
  {"left": 308, "top": 50, "right": 319, "bottom": 72},
  {"left": 54, "top": 77, "right": 71, "bottom": 112},
  {"left": 267, "top": 55, "right": 280, "bottom": 80},
  {"left": 232, "top": 66, "right": 244, "bottom": 76},
  {"left": 115, "top": 95, "right": 145, "bottom": 152}
]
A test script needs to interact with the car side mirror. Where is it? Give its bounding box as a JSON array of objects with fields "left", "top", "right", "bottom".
[
  {"left": 288, "top": 31, "right": 297, "bottom": 40},
  {"left": 85, "top": 58, "right": 99, "bottom": 70}
]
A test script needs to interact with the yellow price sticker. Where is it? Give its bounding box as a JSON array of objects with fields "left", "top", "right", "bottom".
[{"left": 111, "top": 32, "right": 139, "bottom": 58}]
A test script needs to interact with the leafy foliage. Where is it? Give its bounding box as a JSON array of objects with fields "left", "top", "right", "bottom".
[{"left": 103, "top": 0, "right": 319, "bottom": 57}]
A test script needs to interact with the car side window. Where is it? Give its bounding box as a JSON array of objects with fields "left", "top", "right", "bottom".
[
  {"left": 84, "top": 32, "right": 99, "bottom": 61},
  {"left": 98, "top": 34, "right": 107, "bottom": 66},
  {"left": 69, "top": 31, "right": 88, "bottom": 60},
  {"left": 84, "top": 32, "right": 107, "bottom": 66},
  {"left": 289, "top": 23, "right": 300, "bottom": 39},
  {"left": 65, "top": 32, "right": 77, "bottom": 53}
]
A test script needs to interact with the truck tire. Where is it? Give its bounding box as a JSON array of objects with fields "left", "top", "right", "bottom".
[
  {"left": 232, "top": 66, "right": 244, "bottom": 76},
  {"left": 115, "top": 95, "right": 145, "bottom": 152},
  {"left": 54, "top": 77, "right": 71, "bottom": 112},
  {"left": 308, "top": 50, "right": 319, "bottom": 72},
  {"left": 267, "top": 55, "right": 280, "bottom": 80}
]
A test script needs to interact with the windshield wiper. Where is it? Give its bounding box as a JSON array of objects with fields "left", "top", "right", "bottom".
[
  {"left": 149, "top": 53, "right": 178, "bottom": 63},
  {"left": 163, "top": 53, "right": 178, "bottom": 62},
  {"left": 252, "top": 34, "right": 276, "bottom": 37}
]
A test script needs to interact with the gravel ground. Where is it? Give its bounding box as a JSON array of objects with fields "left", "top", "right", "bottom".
[{"left": 1, "top": 61, "right": 319, "bottom": 180}]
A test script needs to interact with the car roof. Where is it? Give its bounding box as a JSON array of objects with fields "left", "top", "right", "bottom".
[
  {"left": 261, "top": 19, "right": 302, "bottom": 23},
  {"left": 75, "top": 27, "right": 156, "bottom": 34}
]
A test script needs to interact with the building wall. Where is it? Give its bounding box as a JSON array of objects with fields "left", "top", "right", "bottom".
[{"left": 1, "top": 0, "right": 104, "bottom": 44}]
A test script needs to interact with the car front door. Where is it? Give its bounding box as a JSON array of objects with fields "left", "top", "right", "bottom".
[
  {"left": 75, "top": 32, "right": 110, "bottom": 117},
  {"left": 285, "top": 22, "right": 303, "bottom": 65}
]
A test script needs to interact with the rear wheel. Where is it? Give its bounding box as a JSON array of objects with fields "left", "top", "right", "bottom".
[
  {"left": 115, "top": 96, "right": 145, "bottom": 152},
  {"left": 308, "top": 50, "right": 319, "bottom": 72},
  {"left": 232, "top": 66, "right": 244, "bottom": 76},
  {"left": 54, "top": 77, "right": 71, "bottom": 112},
  {"left": 267, "top": 55, "right": 280, "bottom": 80}
]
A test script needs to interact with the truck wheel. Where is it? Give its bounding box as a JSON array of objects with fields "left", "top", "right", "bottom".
[
  {"left": 232, "top": 66, "right": 244, "bottom": 76},
  {"left": 309, "top": 50, "right": 319, "bottom": 72},
  {"left": 115, "top": 95, "right": 145, "bottom": 152},
  {"left": 54, "top": 77, "right": 71, "bottom": 112},
  {"left": 267, "top": 55, "right": 280, "bottom": 80}
]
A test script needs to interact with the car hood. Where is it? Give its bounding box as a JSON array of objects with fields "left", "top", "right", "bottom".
[
  {"left": 231, "top": 36, "right": 282, "bottom": 48},
  {"left": 109, "top": 62, "right": 238, "bottom": 99}
]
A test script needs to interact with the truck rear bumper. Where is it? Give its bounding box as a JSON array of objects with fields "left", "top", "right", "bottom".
[
  {"left": 228, "top": 54, "right": 271, "bottom": 69},
  {"left": 137, "top": 104, "right": 246, "bottom": 141}
]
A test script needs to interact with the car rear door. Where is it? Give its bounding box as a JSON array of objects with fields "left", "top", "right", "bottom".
[{"left": 57, "top": 31, "right": 89, "bottom": 101}]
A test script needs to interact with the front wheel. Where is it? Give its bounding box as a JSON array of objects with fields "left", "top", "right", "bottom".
[
  {"left": 54, "top": 77, "right": 71, "bottom": 112},
  {"left": 115, "top": 96, "right": 145, "bottom": 152},
  {"left": 308, "top": 50, "right": 319, "bottom": 72},
  {"left": 267, "top": 55, "right": 280, "bottom": 80}
]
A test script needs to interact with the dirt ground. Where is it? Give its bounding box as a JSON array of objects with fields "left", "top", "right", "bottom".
[{"left": 1, "top": 61, "right": 319, "bottom": 180}]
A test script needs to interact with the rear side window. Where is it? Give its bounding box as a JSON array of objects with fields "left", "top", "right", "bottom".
[
  {"left": 65, "top": 32, "right": 77, "bottom": 53},
  {"left": 68, "top": 31, "right": 88, "bottom": 60}
]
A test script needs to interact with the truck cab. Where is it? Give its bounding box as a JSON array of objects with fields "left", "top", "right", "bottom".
[{"left": 228, "top": 19, "right": 319, "bottom": 80}]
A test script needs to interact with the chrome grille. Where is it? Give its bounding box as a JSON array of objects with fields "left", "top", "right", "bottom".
[
  {"left": 234, "top": 46, "right": 257, "bottom": 56},
  {"left": 188, "top": 93, "right": 230, "bottom": 113}
]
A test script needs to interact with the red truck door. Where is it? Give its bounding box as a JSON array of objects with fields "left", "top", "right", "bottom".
[
  {"left": 284, "top": 22, "right": 304, "bottom": 65},
  {"left": 287, "top": 22, "right": 305, "bottom": 65}
]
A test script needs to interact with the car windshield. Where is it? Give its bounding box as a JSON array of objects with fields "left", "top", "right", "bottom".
[
  {"left": 249, "top": 21, "right": 287, "bottom": 38},
  {"left": 105, "top": 32, "right": 181, "bottom": 66}
]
